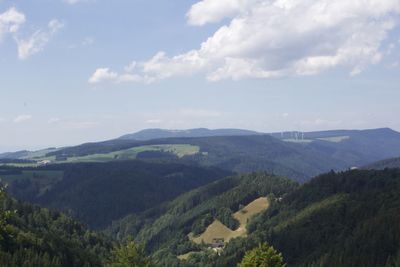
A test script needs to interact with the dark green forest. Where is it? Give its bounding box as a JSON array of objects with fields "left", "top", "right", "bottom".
[
  {"left": 1, "top": 155, "right": 400, "bottom": 266},
  {"left": 1, "top": 161, "right": 230, "bottom": 228},
  {"left": 107, "top": 172, "right": 297, "bottom": 263},
  {"left": 197, "top": 169, "right": 400, "bottom": 267},
  {"left": 104, "top": 169, "right": 400, "bottom": 267},
  {"left": 0, "top": 186, "right": 112, "bottom": 266}
]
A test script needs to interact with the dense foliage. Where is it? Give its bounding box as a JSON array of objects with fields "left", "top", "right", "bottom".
[
  {"left": 200, "top": 169, "right": 400, "bottom": 267},
  {"left": 108, "top": 169, "right": 400, "bottom": 267},
  {"left": 107, "top": 241, "right": 154, "bottom": 267},
  {"left": 238, "top": 243, "right": 286, "bottom": 267},
  {"left": 0, "top": 186, "right": 112, "bottom": 267},
  {"left": 1, "top": 161, "right": 230, "bottom": 228},
  {"left": 2, "top": 150, "right": 400, "bottom": 266},
  {"left": 107, "top": 172, "right": 297, "bottom": 266}
]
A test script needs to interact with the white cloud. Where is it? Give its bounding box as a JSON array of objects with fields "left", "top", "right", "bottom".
[
  {"left": 186, "top": 0, "right": 258, "bottom": 26},
  {"left": 124, "top": 61, "right": 137, "bottom": 72},
  {"left": 16, "top": 19, "right": 64, "bottom": 60},
  {"left": 0, "top": 7, "right": 25, "bottom": 40},
  {"left": 14, "top": 114, "right": 32, "bottom": 123},
  {"left": 63, "top": 0, "right": 94, "bottom": 5},
  {"left": 88, "top": 68, "right": 118, "bottom": 83},
  {"left": 90, "top": 0, "right": 400, "bottom": 84},
  {"left": 88, "top": 66, "right": 144, "bottom": 84},
  {"left": 63, "top": 0, "right": 84, "bottom": 4}
]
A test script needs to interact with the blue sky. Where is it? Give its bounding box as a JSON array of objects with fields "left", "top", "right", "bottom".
[{"left": 0, "top": 0, "right": 400, "bottom": 152}]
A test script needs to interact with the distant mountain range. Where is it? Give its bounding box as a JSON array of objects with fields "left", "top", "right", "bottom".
[{"left": 2, "top": 127, "right": 400, "bottom": 182}]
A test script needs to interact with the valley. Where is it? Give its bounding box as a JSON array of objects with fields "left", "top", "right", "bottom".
[{"left": 1, "top": 128, "right": 400, "bottom": 266}]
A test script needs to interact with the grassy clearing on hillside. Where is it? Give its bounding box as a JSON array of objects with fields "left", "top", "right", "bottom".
[
  {"left": 1, "top": 144, "right": 201, "bottom": 167},
  {"left": 63, "top": 144, "right": 200, "bottom": 163},
  {"left": 190, "top": 197, "right": 269, "bottom": 245},
  {"left": 234, "top": 197, "right": 269, "bottom": 226},
  {"left": 317, "top": 136, "right": 350, "bottom": 143},
  {"left": 191, "top": 220, "right": 242, "bottom": 244},
  {"left": 282, "top": 135, "right": 350, "bottom": 144}
]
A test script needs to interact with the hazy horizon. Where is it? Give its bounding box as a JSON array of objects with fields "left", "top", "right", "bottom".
[{"left": 0, "top": 126, "right": 398, "bottom": 153}]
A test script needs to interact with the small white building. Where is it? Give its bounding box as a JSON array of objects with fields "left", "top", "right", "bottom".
[{"left": 38, "top": 160, "right": 52, "bottom": 166}]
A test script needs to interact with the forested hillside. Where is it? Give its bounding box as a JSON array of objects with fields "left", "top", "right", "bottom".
[
  {"left": 364, "top": 157, "right": 400, "bottom": 170},
  {"left": 2, "top": 161, "right": 400, "bottom": 266},
  {"left": 106, "top": 169, "right": 400, "bottom": 267},
  {"left": 0, "top": 161, "right": 230, "bottom": 228},
  {"left": 195, "top": 169, "right": 400, "bottom": 267},
  {"left": 107, "top": 172, "right": 297, "bottom": 265},
  {"left": 33, "top": 135, "right": 346, "bottom": 182},
  {"left": 118, "top": 128, "right": 260, "bottom": 140},
  {"left": 0, "top": 186, "right": 112, "bottom": 267}
]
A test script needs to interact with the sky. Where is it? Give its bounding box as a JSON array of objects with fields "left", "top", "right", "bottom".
[{"left": 0, "top": 0, "right": 400, "bottom": 152}]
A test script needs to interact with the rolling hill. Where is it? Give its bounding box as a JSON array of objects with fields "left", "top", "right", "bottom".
[
  {"left": 107, "top": 169, "right": 400, "bottom": 267},
  {"left": 118, "top": 128, "right": 260, "bottom": 141},
  {"left": 230, "top": 168, "right": 400, "bottom": 267},
  {"left": 0, "top": 148, "right": 59, "bottom": 160},
  {"left": 0, "top": 187, "right": 112, "bottom": 266},
  {"left": 364, "top": 157, "right": 400, "bottom": 170},
  {"left": 107, "top": 172, "right": 297, "bottom": 265},
  {"left": 2, "top": 128, "right": 400, "bottom": 183},
  {"left": 0, "top": 161, "right": 231, "bottom": 229}
]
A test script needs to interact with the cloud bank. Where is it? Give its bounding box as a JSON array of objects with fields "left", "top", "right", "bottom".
[{"left": 90, "top": 0, "right": 400, "bottom": 84}]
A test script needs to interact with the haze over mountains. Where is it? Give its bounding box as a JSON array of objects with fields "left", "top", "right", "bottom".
[{"left": 2, "top": 127, "right": 400, "bottom": 182}]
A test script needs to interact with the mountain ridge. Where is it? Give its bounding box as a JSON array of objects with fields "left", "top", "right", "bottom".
[{"left": 118, "top": 128, "right": 261, "bottom": 141}]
